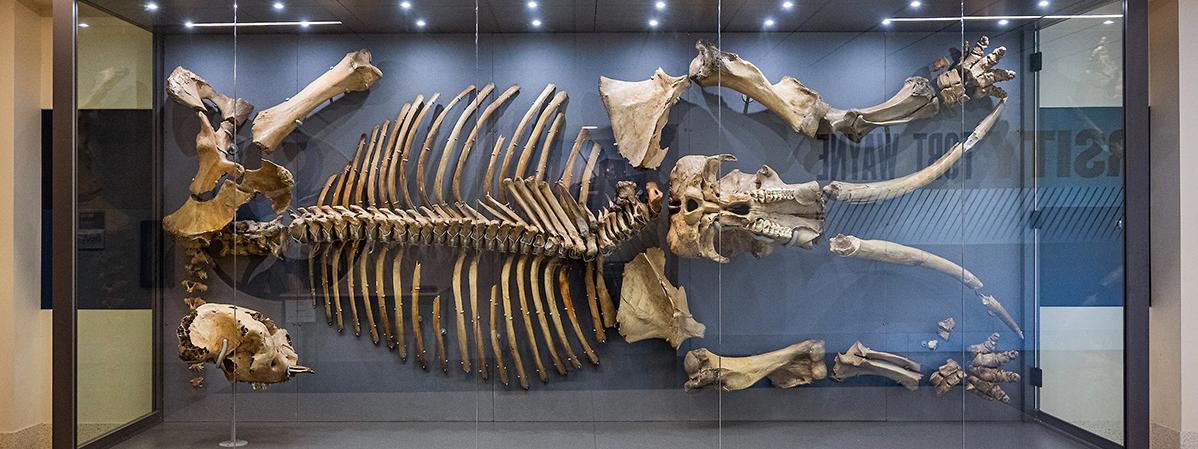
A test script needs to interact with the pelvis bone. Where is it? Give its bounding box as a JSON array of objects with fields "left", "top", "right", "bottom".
[
  {"left": 667, "top": 154, "right": 824, "bottom": 263},
  {"left": 177, "top": 302, "right": 312, "bottom": 388},
  {"left": 617, "top": 247, "right": 705, "bottom": 348},
  {"left": 599, "top": 68, "right": 690, "bottom": 169},
  {"left": 684, "top": 340, "right": 827, "bottom": 391}
]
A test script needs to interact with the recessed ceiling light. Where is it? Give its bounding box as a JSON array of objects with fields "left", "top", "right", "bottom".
[
  {"left": 77, "top": 22, "right": 89, "bottom": 28},
  {"left": 909, "top": 0, "right": 921, "bottom": 7},
  {"left": 416, "top": 18, "right": 426, "bottom": 27},
  {"left": 764, "top": 17, "right": 776, "bottom": 27},
  {"left": 1038, "top": 0, "right": 1050, "bottom": 7},
  {"left": 527, "top": 1, "right": 538, "bottom": 9},
  {"left": 300, "top": 20, "right": 310, "bottom": 28},
  {"left": 881, "top": 18, "right": 892, "bottom": 25},
  {"left": 782, "top": 1, "right": 794, "bottom": 9},
  {"left": 655, "top": 1, "right": 666, "bottom": 10},
  {"left": 998, "top": 19, "right": 1010, "bottom": 25},
  {"left": 400, "top": 1, "right": 411, "bottom": 9},
  {"left": 144, "top": 2, "right": 158, "bottom": 11},
  {"left": 531, "top": 18, "right": 542, "bottom": 27},
  {"left": 273, "top": 2, "right": 284, "bottom": 10},
  {"left": 184, "top": 21, "right": 195, "bottom": 28},
  {"left": 648, "top": 18, "right": 659, "bottom": 27},
  {"left": 1103, "top": 19, "right": 1115, "bottom": 24}
]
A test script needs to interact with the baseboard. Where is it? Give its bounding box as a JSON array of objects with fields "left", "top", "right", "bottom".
[
  {"left": 0, "top": 423, "right": 51, "bottom": 449},
  {"left": 1184, "top": 429, "right": 1198, "bottom": 449},
  {"left": 1150, "top": 422, "right": 1198, "bottom": 449}
]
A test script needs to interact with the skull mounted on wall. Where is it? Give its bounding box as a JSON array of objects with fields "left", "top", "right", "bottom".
[{"left": 666, "top": 154, "right": 825, "bottom": 263}]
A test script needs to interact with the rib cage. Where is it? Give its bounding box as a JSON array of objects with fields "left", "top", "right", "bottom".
[{"left": 273, "top": 84, "right": 661, "bottom": 389}]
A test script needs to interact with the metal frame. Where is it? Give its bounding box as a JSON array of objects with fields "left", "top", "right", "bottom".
[{"left": 48, "top": 0, "right": 1153, "bottom": 447}]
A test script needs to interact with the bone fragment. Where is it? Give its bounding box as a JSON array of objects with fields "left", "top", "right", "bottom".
[
  {"left": 683, "top": 340, "right": 827, "bottom": 391},
  {"left": 831, "top": 341, "right": 922, "bottom": 391},
  {"left": 829, "top": 234, "right": 984, "bottom": 289},
  {"left": 938, "top": 317, "right": 956, "bottom": 341},
  {"left": 599, "top": 68, "right": 690, "bottom": 168},
  {"left": 822, "top": 99, "right": 1005, "bottom": 203},
  {"left": 252, "top": 50, "right": 382, "bottom": 152},
  {"left": 617, "top": 248, "right": 705, "bottom": 348},
  {"left": 930, "top": 359, "right": 967, "bottom": 397},
  {"left": 964, "top": 375, "right": 1010, "bottom": 402}
]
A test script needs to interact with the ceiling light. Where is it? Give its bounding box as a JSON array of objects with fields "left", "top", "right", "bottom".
[
  {"left": 186, "top": 20, "right": 340, "bottom": 28},
  {"left": 273, "top": 2, "right": 284, "bottom": 10},
  {"left": 655, "top": 1, "right": 666, "bottom": 10},
  {"left": 763, "top": 17, "right": 776, "bottom": 27},
  {"left": 77, "top": 22, "right": 89, "bottom": 28},
  {"left": 884, "top": 14, "right": 1120, "bottom": 23},
  {"left": 881, "top": 18, "right": 892, "bottom": 25},
  {"left": 416, "top": 18, "right": 426, "bottom": 27},
  {"left": 531, "top": 18, "right": 542, "bottom": 27},
  {"left": 909, "top": 0, "right": 921, "bottom": 7},
  {"left": 527, "top": 1, "right": 538, "bottom": 8},
  {"left": 144, "top": 2, "right": 158, "bottom": 11},
  {"left": 1103, "top": 19, "right": 1115, "bottom": 24},
  {"left": 782, "top": 1, "right": 794, "bottom": 9},
  {"left": 400, "top": 1, "right": 411, "bottom": 9},
  {"left": 648, "top": 18, "right": 659, "bottom": 27},
  {"left": 997, "top": 19, "right": 1009, "bottom": 25},
  {"left": 1038, "top": 0, "right": 1050, "bottom": 7}
]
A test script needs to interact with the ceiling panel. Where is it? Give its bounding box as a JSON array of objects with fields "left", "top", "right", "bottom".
[{"left": 84, "top": 0, "right": 1120, "bottom": 34}]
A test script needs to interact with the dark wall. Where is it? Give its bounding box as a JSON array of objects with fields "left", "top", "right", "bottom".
[{"left": 159, "top": 31, "right": 1032, "bottom": 423}]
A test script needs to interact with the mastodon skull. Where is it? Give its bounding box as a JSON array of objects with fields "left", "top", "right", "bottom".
[
  {"left": 667, "top": 154, "right": 825, "bottom": 263},
  {"left": 178, "top": 303, "right": 312, "bottom": 388}
]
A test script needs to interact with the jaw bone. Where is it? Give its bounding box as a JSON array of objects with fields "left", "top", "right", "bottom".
[
  {"left": 252, "top": 50, "right": 382, "bottom": 153},
  {"left": 831, "top": 341, "right": 922, "bottom": 391},
  {"left": 684, "top": 340, "right": 827, "bottom": 391},
  {"left": 616, "top": 247, "right": 705, "bottom": 348},
  {"left": 599, "top": 68, "right": 690, "bottom": 169}
]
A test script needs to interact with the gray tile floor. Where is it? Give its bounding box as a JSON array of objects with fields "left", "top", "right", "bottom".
[{"left": 110, "top": 421, "right": 1101, "bottom": 449}]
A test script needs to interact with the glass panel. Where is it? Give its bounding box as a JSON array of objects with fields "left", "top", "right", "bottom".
[
  {"left": 1034, "top": 0, "right": 1126, "bottom": 444},
  {"left": 74, "top": 3, "right": 157, "bottom": 445},
  {"left": 69, "top": 0, "right": 1129, "bottom": 447}
]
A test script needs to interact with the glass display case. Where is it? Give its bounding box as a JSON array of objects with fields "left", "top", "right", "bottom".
[{"left": 53, "top": 0, "right": 1149, "bottom": 448}]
